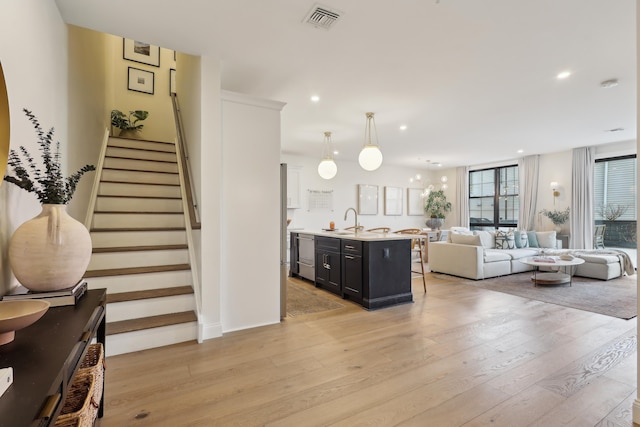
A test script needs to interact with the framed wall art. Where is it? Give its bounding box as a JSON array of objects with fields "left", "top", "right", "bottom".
[
  {"left": 123, "top": 39, "right": 160, "bottom": 67},
  {"left": 407, "top": 188, "right": 424, "bottom": 216},
  {"left": 357, "top": 184, "right": 378, "bottom": 215},
  {"left": 384, "top": 186, "right": 403, "bottom": 216},
  {"left": 170, "top": 68, "right": 176, "bottom": 95},
  {"left": 128, "top": 67, "right": 154, "bottom": 95}
]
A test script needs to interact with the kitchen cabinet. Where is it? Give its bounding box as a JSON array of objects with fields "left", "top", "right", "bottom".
[
  {"left": 286, "top": 165, "right": 302, "bottom": 209},
  {"left": 315, "top": 236, "right": 341, "bottom": 295},
  {"left": 342, "top": 239, "right": 363, "bottom": 303}
]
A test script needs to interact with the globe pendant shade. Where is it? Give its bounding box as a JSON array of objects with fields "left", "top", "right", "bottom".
[
  {"left": 358, "top": 145, "right": 383, "bottom": 171},
  {"left": 318, "top": 158, "right": 337, "bottom": 179}
]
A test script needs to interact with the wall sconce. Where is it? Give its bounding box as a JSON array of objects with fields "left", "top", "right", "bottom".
[{"left": 550, "top": 181, "right": 559, "bottom": 205}]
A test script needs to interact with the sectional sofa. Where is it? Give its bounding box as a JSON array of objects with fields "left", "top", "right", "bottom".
[{"left": 428, "top": 228, "right": 632, "bottom": 280}]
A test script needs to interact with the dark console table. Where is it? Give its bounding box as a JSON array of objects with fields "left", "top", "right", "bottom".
[{"left": 0, "top": 288, "right": 107, "bottom": 427}]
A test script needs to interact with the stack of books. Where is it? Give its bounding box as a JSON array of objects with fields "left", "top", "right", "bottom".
[
  {"left": 1, "top": 280, "right": 88, "bottom": 307},
  {"left": 534, "top": 256, "right": 556, "bottom": 263}
]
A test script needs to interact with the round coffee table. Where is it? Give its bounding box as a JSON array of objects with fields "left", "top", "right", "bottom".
[{"left": 520, "top": 256, "right": 585, "bottom": 286}]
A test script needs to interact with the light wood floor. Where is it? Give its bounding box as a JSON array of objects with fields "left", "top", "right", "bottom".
[{"left": 97, "top": 272, "right": 638, "bottom": 426}]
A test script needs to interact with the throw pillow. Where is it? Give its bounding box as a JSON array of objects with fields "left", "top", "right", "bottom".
[
  {"left": 527, "top": 231, "right": 539, "bottom": 248},
  {"left": 447, "top": 227, "right": 473, "bottom": 243},
  {"left": 536, "top": 231, "right": 557, "bottom": 248},
  {"left": 473, "top": 230, "right": 495, "bottom": 249},
  {"left": 450, "top": 233, "right": 482, "bottom": 246},
  {"left": 514, "top": 230, "right": 529, "bottom": 248},
  {"left": 495, "top": 230, "right": 515, "bottom": 249}
]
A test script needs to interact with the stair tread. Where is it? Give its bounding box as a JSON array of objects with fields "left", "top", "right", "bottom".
[
  {"left": 93, "top": 244, "right": 188, "bottom": 253},
  {"left": 100, "top": 180, "right": 180, "bottom": 187},
  {"left": 110, "top": 136, "right": 175, "bottom": 145},
  {"left": 107, "top": 311, "right": 197, "bottom": 335},
  {"left": 85, "top": 264, "right": 190, "bottom": 277},
  {"left": 91, "top": 227, "right": 186, "bottom": 232},
  {"left": 102, "top": 167, "right": 178, "bottom": 175},
  {"left": 96, "top": 195, "right": 182, "bottom": 200},
  {"left": 107, "top": 144, "right": 176, "bottom": 154},
  {"left": 107, "top": 286, "right": 193, "bottom": 303},
  {"left": 93, "top": 211, "right": 184, "bottom": 215},
  {"left": 105, "top": 155, "right": 176, "bottom": 164}
]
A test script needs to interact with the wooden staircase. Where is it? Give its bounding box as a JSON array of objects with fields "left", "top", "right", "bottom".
[{"left": 85, "top": 136, "right": 198, "bottom": 356}]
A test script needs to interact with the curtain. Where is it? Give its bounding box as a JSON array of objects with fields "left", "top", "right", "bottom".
[
  {"left": 455, "top": 166, "right": 469, "bottom": 227},
  {"left": 570, "top": 147, "right": 594, "bottom": 249},
  {"left": 518, "top": 155, "right": 539, "bottom": 230}
]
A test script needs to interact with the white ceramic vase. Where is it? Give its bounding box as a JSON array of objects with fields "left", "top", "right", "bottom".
[{"left": 8, "top": 204, "right": 92, "bottom": 292}]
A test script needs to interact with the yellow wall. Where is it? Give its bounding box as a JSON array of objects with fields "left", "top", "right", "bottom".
[{"left": 108, "top": 35, "right": 177, "bottom": 143}]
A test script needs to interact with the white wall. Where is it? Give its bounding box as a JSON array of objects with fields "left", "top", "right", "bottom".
[
  {"left": 0, "top": 0, "right": 69, "bottom": 294},
  {"left": 280, "top": 153, "right": 451, "bottom": 232},
  {"left": 221, "top": 91, "right": 284, "bottom": 332}
]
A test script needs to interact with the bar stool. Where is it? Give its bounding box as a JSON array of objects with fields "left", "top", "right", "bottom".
[{"left": 392, "top": 228, "right": 427, "bottom": 292}]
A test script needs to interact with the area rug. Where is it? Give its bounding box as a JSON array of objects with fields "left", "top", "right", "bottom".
[
  {"left": 463, "top": 273, "right": 637, "bottom": 320},
  {"left": 286, "top": 281, "right": 344, "bottom": 317}
]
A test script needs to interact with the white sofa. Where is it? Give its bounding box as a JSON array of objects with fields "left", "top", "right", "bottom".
[{"left": 428, "top": 228, "right": 631, "bottom": 280}]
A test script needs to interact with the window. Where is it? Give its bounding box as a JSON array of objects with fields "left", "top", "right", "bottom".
[
  {"left": 594, "top": 155, "right": 636, "bottom": 248},
  {"left": 594, "top": 155, "right": 636, "bottom": 221},
  {"left": 469, "top": 165, "right": 519, "bottom": 229}
]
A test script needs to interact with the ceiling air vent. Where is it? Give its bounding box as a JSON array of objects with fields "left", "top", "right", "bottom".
[{"left": 303, "top": 4, "right": 341, "bottom": 30}]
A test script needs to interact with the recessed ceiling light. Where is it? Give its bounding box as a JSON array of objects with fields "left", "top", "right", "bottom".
[
  {"left": 399, "top": 125, "right": 407, "bottom": 131},
  {"left": 310, "top": 95, "right": 320, "bottom": 102},
  {"left": 557, "top": 71, "right": 571, "bottom": 79},
  {"left": 333, "top": 150, "right": 339, "bottom": 155},
  {"left": 517, "top": 149, "right": 524, "bottom": 154}
]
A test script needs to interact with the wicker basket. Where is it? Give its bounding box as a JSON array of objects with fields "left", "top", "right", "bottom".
[
  {"left": 54, "top": 372, "right": 98, "bottom": 427},
  {"left": 78, "top": 343, "right": 104, "bottom": 404}
]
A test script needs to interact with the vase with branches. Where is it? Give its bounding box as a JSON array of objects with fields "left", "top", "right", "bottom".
[
  {"left": 541, "top": 207, "right": 569, "bottom": 231},
  {"left": 3, "top": 109, "right": 95, "bottom": 292}
]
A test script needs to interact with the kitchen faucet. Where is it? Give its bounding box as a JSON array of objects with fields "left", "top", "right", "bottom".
[{"left": 344, "top": 207, "right": 358, "bottom": 233}]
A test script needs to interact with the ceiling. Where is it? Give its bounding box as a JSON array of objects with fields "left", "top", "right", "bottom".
[{"left": 55, "top": 0, "right": 636, "bottom": 170}]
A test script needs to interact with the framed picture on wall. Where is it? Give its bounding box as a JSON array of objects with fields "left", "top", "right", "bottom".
[
  {"left": 170, "top": 69, "right": 176, "bottom": 95},
  {"left": 123, "top": 39, "right": 160, "bottom": 67},
  {"left": 127, "top": 67, "right": 154, "bottom": 95},
  {"left": 407, "top": 188, "right": 424, "bottom": 215},
  {"left": 357, "top": 184, "right": 378, "bottom": 215},
  {"left": 384, "top": 186, "right": 403, "bottom": 215}
]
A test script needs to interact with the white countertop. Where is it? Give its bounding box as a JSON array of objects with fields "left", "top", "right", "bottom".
[{"left": 290, "top": 229, "right": 419, "bottom": 242}]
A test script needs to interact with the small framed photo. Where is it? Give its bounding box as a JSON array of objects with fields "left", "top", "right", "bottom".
[
  {"left": 128, "top": 67, "right": 154, "bottom": 95},
  {"left": 384, "top": 186, "right": 403, "bottom": 216},
  {"left": 407, "top": 188, "right": 424, "bottom": 215},
  {"left": 123, "top": 39, "right": 160, "bottom": 67},
  {"left": 170, "top": 68, "right": 176, "bottom": 95},
  {"left": 357, "top": 184, "right": 378, "bottom": 215}
]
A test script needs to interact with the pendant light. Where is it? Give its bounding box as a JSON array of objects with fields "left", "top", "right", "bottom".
[
  {"left": 358, "top": 112, "right": 383, "bottom": 171},
  {"left": 317, "top": 131, "right": 337, "bottom": 179}
]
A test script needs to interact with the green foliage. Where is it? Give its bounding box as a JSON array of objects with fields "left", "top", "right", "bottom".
[
  {"left": 424, "top": 190, "right": 452, "bottom": 218},
  {"left": 110, "top": 109, "right": 149, "bottom": 131},
  {"left": 541, "top": 207, "right": 570, "bottom": 225},
  {"left": 3, "top": 109, "right": 96, "bottom": 204}
]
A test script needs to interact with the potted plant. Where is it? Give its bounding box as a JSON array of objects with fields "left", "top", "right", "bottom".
[
  {"left": 541, "top": 207, "right": 570, "bottom": 232},
  {"left": 110, "top": 109, "right": 149, "bottom": 138},
  {"left": 424, "top": 189, "right": 452, "bottom": 229},
  {"left": 3, "top": 108, "right": 96, "bottom": 292}
]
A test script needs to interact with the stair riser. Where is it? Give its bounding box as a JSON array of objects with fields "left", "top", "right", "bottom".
[
  {"left": 106, "top": 322, "right": 197, "bottom": 357},
  {"left": 87, "top": 270, "right": 192, "bottom": 294},
  {"left": 95, "top": 197, "right": 184, "bottom": 213},
  {"left": 91, "top": 230, "right": 187, "bottom": 248},
  {"left": 88, "top": 249, "right": 189, "bottom": 270},
  {"left": 98, "top": 182, "right": 181, "bottom": 198},
  {"left": 103, "top": 157, "right": 178, "bottom": 173},
  {"left": 109, "top": 138, "right": 176, "bottom": 153},
  {"left": 106, "top": 146, "right": 177, "bottom": 163},
  {"left": 108, "top": 295, "right": 195, "bottom": 322},
  {"left": 92, "top": 213, "right": 185, "bottom": 229},
  {"left": 101, "top": 169, "right": 179, "bottom": 185}
]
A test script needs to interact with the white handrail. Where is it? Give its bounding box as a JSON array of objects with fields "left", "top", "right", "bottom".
[{"left": 84, "top": 127, "right": 110, "bottom": 228}]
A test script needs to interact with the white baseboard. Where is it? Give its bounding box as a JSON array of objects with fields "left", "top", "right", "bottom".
[{"left": 199, "top": 320, "right": 222, "bottom": 342}]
